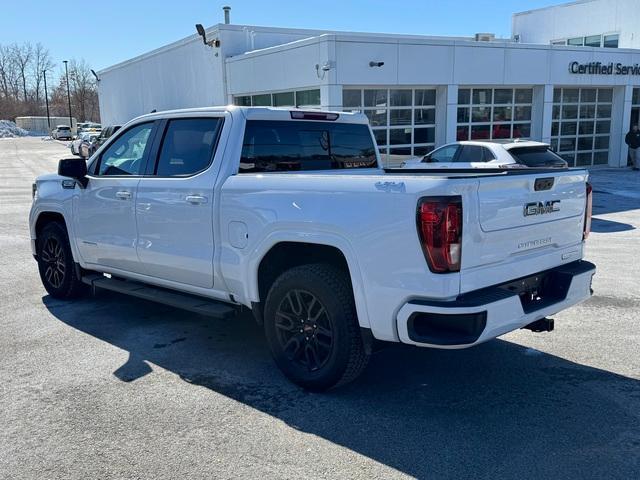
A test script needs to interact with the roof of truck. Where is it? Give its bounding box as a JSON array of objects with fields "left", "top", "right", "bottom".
[{"left": 131, "top": 106, "right": 368, "bottom": 124}]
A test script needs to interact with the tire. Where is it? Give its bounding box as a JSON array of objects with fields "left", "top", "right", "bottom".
[
  {"left": 37, "top": 221, "right": 87, "bottom": 299},
  {"left": 264, "top": 263, "right": 370, "bottom": 391}
]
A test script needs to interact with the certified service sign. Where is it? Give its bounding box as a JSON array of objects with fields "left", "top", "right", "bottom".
[{"left": 569, "top": 61, "right": 640, "bottom": 75}]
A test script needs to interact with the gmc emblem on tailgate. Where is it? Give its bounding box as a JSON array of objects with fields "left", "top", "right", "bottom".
[{"left": 524, "top": 200, "right": 561, "bottom": 217}]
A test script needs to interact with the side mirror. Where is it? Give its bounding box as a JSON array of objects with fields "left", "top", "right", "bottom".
[
  {"left": 422, "top": 154, "right": 432, "bottom": 163},
  {"left": 58, "top": 158, "right": 88, "bottom": 188}
]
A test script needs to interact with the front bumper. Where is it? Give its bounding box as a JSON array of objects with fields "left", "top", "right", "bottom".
[{"left": 396, "top": 260, "right": 595, "bottom": 348}]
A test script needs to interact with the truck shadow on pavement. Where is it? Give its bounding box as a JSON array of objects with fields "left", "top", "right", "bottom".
[
  {"left": 590, "top": 217, "right": 635, "bottom": 233},
  {"left": 44, "top": 292, "right": 640, "bottom": 479}
]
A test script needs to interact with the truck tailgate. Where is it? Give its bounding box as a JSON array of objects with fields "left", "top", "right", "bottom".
[{"left": 460, "top": 169, "right": 589, "bottom": 293}]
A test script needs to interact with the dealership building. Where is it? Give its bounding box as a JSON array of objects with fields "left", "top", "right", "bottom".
[{"left": 98, "top": 0, "right": 640, "bottom": 168}]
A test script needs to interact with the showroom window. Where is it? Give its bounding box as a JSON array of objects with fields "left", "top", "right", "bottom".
[
  {"left": 561, "top": 33, "right": 619, "bottom": 48},
  {"left": 456, "top": 87, "right": 533, "bottom": 141},
  {"left": 342, "top": 87, "right": 436, "bottom": 166},
  {"left": 603, "top": 34, "right": 619, "bottom": 48},
  {"left": 550, "top": 88, "right": 612, "bottom": 166},
  {"left": 233, "top": 89, "right": 321, "bottom": 108}
]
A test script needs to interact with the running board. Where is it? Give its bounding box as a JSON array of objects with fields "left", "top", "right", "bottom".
[{"left": 81, "top": 274, "right": 237, "bottom": 319}]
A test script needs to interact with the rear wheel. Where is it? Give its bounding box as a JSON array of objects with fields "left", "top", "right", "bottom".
[
  {"left": 264, "top": 264, "right": 370, "bottom": 391},
  {"left": 37, "top": 222, "right": 87, "bottom": 299}
]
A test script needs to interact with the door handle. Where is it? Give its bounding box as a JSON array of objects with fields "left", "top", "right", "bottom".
[
  {"left": 185, "top": 195, "right": 208, "bottom": 205},
  {"left": 115, "top": 190, "right": 132, "bottom": 200}
]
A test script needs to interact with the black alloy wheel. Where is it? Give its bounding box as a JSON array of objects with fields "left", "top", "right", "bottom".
[
  {"left": 37, "top": 222, "right": 87, "bottom": 299},
  {"left": 274, "top": 289, "right": 334, "bottom": 372},
  {"left": 264, "top": 263, "right": 370, "bottom": 391},
  {"left": 40, "top": 236, "right": 66, "bottom": 289}
]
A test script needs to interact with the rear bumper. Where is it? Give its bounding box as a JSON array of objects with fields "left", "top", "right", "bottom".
[{"left": 396, "top": 260, "right": 595, "bottom": 348}]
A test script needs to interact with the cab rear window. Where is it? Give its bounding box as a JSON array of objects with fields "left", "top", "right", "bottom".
[{"left": 240, "top": 120, "right": 378, "bottom": 173}]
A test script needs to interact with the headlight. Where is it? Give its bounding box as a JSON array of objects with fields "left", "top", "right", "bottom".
[{"left": 32, "top": 183, "right": 37, "bottom": 199}]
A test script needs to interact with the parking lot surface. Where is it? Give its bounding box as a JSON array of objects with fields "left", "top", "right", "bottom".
[{"left": 1, "top": 137, "right": 639, "bottom": 479}]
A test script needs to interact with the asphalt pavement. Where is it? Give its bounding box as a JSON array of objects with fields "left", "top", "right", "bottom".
[{"left": 0, "top": 137, "right": 638, "bottom": 479}]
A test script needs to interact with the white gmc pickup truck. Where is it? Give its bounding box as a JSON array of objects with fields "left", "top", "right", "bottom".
[{"left": 29, "top": 106, "right": 595, "bottom": 390}]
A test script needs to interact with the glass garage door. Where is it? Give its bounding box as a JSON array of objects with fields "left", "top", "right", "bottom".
[
  {"left": 456, "top": 87, "right": 533, "bottom": 141},
  {"left": 342, "top": 88, "right": 436, "bottom": 167},
  {"left": 550, "top": 88, "right": 612, "bottom": 166}
]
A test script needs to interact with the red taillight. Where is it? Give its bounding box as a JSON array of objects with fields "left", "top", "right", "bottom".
[
  {"left": 417, "top": 197, "right": 463, "bottom": 273},
  {"left": 583, "top": 182, "right": 593, "bottom": 240}
]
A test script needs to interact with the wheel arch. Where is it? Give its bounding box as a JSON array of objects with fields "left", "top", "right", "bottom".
[
  {"left": 32, "top": 210, "right": 78, "bottom": 262},
  {"left": 249, "top": 237, "right": 370, "bottom": 328}
]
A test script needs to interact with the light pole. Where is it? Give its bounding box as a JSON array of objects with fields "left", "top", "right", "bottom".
[
  {"left": 43, "top": 69, "right": 51, "bottom": 132},
  {"left": 63, "top": 60, "right": 73, "bottom": 132}
]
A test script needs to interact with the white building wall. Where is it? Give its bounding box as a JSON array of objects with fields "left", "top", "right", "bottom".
[
  {"left": 225, "top": 32, "right": 640, "bottom": 166},
  {"left": 98, "top": 36, "right": 225, "bottom": 126},
  {"left": 98, "top": 24, "right": 327, "bottom": 124},
  {"left": 513, "top": 0, "right": 640, "bottom": 48},
  {"left": 225, "top": 36, "right": 329, "bottom": 96}
]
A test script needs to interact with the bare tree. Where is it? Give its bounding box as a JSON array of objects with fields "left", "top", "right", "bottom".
[
  {"left": 0, "top": 42, "right": 100, "bottom": 122},
  {"left": 12, "top": 43, "right": 33, "bottom": 103},
  {"left": 0, "top": 45, "right": 11, "bottom": 99},
  {"left": 0, "top": 44, "right": 18, "bottom": 100},
  {"left": 68, "top": 59, "right": 98, "bottom": 122},
  {"left": 32, "top": 43, "right": 54, "bottom": 110}
]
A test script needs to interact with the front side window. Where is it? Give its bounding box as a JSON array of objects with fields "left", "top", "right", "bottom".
[
  {"left": 427, "top": 144, "right": 459, "bottom": 163},
  {"left": 97, "top": 123, "right": 153, "bottom": 176},
  {"left": 240, "top": 120, "right": 377, "bottom": 173},
  {"left": 155, "top": 118, "right": 223, "bottom": 176}
]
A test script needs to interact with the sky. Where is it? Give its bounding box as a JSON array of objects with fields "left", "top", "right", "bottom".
[{"left": 0, "top": 0, "right": 562, "bottom": 81}]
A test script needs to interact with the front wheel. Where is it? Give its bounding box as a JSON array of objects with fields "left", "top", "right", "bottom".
[
  {"left": 264, "top": 264, "right": 370, "bottom": 391},
  {"left": 37, "top": 222, "right": 87, "bottom": 299}
]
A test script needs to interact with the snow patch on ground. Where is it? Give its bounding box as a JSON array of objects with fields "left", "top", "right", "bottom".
[{"left": 0, "top": 120, "right": 28, "bottom": 138}]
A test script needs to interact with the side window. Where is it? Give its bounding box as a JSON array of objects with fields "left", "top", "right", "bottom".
[
  {"left": 97, "top": 123, "right": 154, "bottom": 176},
  {"left": 155, "top": 118, "right": 223, "bottom": 176},
  {"left": 427, "top": 145, "right": 459, "bottom": 163},
  {"left": 455, "top": 145, "right": 484, "bottom": 163},
  {"left": 482, "top": 147, "right": 496, "bottom": 161}
]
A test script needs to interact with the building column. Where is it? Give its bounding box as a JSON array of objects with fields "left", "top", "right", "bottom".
[
  {"left": 610, "top": 85, "right": 632, "bottom": 167},
  {"left": 538, "top": 84, "right": 554, "bottom": 145},
  {"left": 442, "top": 85, "right": 458, "bottom": 145},
  {"left": 319, "top": 37, "right": 339, "bottom": 110},
  {"left": 321, "top": 84, "right": 342, "bottom": 110}
]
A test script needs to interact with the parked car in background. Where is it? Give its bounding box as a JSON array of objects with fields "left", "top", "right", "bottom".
[
  {"left": 401, "top": 140, "right": 568, "bottom": 169},
  {"left": 76, "top": 123, "right": 89, "bottom": 136},
  {"left": 76, "top": 123, "right": 101, "bottom": 138},
  {"left": 51, "top": 125, "right": 72, "bottom": 140},
  {"left": 71, "top": 132, "right": 100, "bottom": 157},
  {"left": 85, "top": 125, "right": 121, "bottom": 156},
  {"left": 70, "top": 132, "right": 92, "bottom": 156},
  {"left": 78, "top": 133, "right": 101, "bottom": 158}
]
